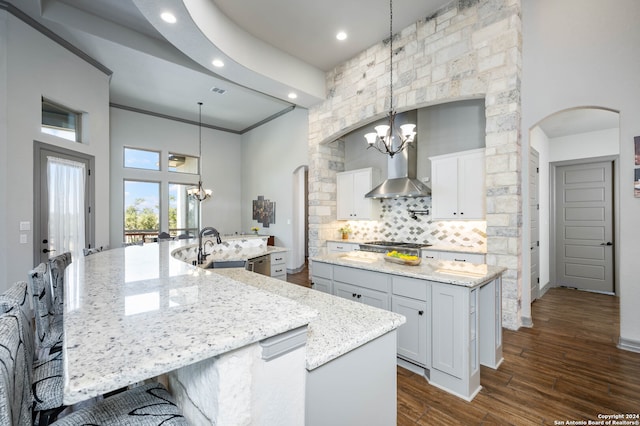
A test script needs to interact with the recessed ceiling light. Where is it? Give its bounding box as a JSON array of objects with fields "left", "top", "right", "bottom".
[
  {"left": 212, "top": 59, "right": 224, "bottom": 68},
  {"left": 288, "top": 92, "right": 298, "bottom": 100},
  {"left": 336, "top": 31, "right": 347, "bottom": 41},
  {"left": 160, "top": 12, "right": 176, "bottom": 24}
]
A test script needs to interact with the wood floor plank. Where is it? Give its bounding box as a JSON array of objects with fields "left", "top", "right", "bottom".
[{"left": 286, "top": 268, "right": 640, "bottom": 425}]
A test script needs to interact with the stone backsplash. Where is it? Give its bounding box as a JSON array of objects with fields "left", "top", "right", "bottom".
[{"left": 337, "top": 197, "right": 486, "bottom": 249}]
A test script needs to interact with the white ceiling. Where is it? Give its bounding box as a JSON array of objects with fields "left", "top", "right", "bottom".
[
  {"left": 8, "top": 0, "right": 619, "bottom": 137},
  {"left": 537, "top": 108, "right": 619, "bottom": 139},
  {"left": 10, "top": 0, "right": 450, "bottom": 132}
]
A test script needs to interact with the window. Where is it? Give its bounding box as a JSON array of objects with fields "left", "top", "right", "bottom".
[
  {"left": 168, "top": 153, "right": 198, "bottom": 174},
  {"left": 169, "top": 183, "right": 199, "bottom": 238},
  {"left": 41, "top": 98, "right": 82, "bottom": 142},
  {"left": 124, "top": 180, "right": 160, "bottom": 243},
  {"left": 124, "top": 147, "right": 160, "bottom": 171}
]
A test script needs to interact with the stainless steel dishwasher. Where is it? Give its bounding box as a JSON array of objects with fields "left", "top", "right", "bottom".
[{"left": 247, "top": 254, "right": 270, "bottom": 276}]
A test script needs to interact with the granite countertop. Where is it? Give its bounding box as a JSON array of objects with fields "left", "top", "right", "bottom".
[
  {"left": 62, "top": 241, "right": 315, "bottom": 405},
  {"left": 213, "top": 268, "right": 406, "bottom": 370},
  {"left": 311, "top": 252, "right": 505, "bottom": 288}
]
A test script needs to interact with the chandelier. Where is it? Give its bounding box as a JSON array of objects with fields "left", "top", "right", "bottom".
[
  {"left": 364, "top": 0, "right": 416, "bottom": 158},
  {"left": 188, "top": 102, "right": 212, "bottom": 202}
]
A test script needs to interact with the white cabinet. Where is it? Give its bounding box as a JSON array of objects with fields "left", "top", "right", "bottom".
[
  {"left": 333, "top": 265, "right": 390, "bottom": 310},
  {"left": 311, "top": 261, "right": 333, "bottom": 294},
  {"left": 430, "top": 282, "right": 480, "bottom": 400},
  {"left": 336, "top": 168, "right": 381, "bottom": 220},
  {"left": 430, "top": 149, "right": 485, "bottom": 220},
  {"left": 335, "top": 281, "right": 389, "bottom": 310},
  {"left": 421, "top": 250, "right": 485, "bottom": 264},
  {"left": 391, "top": 276, "right": 430, "bottom": 368},
  {"left": 327, "top": 241, "right": 360, "bottom": 253},
  {"left": 270, "top": 252, "right": 287, "bottom": 281},
  {"left": 438, "top": 251, "right": 485, "bottom": 264},
  {"left": 421, "top": 250, "right": 441, "bottom": 260}
]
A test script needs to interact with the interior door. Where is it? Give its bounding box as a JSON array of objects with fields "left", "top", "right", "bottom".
[
  {"left": 555, "top": 161, "right": 613, "bottom": 293},
  {"left": 530, "top": 148, "right": 540, "bottom": 301},
  {"left": 34, "top": 142, "right": 94, "bottom": 265}
]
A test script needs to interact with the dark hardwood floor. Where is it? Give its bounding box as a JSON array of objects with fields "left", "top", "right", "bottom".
[{"left": 287, "top": 265, "right": 640, "bottom": 425}]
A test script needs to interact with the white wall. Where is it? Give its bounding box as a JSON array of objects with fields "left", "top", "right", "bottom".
[
  {"left": 522, "top": 0, "right": 640, "bottom": 346},
  {"left": 549, "top": 128, "right": 619, "bottom": 163},
  {"left": 0, "top": 12, "right": 110, "bottom": 290},
  {"left": 109, "top": 107, "right": 242, "bottom": 245},
  {"left": 529, "top": 126, "right": 550, "bottom": 292},
  {"left": 241, "top": 107, "right": 309, "bottom": 270}
]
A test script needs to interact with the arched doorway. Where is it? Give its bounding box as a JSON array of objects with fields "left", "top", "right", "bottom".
[{"left": 525, "top": 107, "right": 620, "bottom": 319}]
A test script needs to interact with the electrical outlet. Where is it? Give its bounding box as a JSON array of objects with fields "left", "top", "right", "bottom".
[
  {"left": 20, "top": 234, "right": 27, "bottom": 244},
  {"left": 19, "top": 221, "right": 30, "bottom": 231}
]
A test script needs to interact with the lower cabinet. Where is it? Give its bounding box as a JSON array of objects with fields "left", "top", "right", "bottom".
[
  {"left": 421, "top": 249, "right": 485, "bottom": 263},
  {"left": 327, "top": 241, "right": 360, "bottom": 253},
  {"left": 392, "top": 295, "right": 428, "bottom": 367},
  {"left": 430, "top": 282, "right": 481, "bottom": 400},
  {"left": 391, "top": 275, "right": 430, "bottom": 368},
  {"left": 270, "top": 252, "right": 287, "bottom": 281},
  {"left": 310, "top": 260, "right": 501, "bottom": 401},
  {"left": 310, "top": 261, "right": 333, "bottom": 294},
  {"left": 334, "top": 281, "right": 389, "bottom": 310}
]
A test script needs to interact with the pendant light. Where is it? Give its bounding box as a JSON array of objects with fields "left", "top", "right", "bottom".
[
  {"left": 188, "top": 102, "right": 212, "bottom": 201},
  {"left": 364, "top": 0, "right": 416, "bottom": 157}
]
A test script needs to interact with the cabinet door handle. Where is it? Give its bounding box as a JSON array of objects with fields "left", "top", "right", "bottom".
[
  {"left": 453, "top": 212, "right": 457, "bottom": 215},
  {"left": 352, "top": 293, "right": 357, "bottom": 298},
  {"left": 418, "top": 310, "right": 424, "bottom": 315},
  {"left": 310, "top": 281, "right": 314, "bottom": 286},
  {"left": 454, "top": 258, "right": 466, "bottom": 262},
  {"left": 356, "top": 294, "right": 362, "bottom": 299},
  {"left": 460, "top": 212, "right": 464, "bottom": 215},
  {"left": 424, "top": 255, "right": 435, "bottom": 259}
]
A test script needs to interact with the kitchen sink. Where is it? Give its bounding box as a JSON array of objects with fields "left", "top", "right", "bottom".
[{"left": 206, "top": 260, "right": 247, "bottom": 269}]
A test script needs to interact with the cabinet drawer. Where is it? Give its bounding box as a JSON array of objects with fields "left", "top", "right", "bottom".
[
  {"left": 421, "top": 250, "right": 440, "bottom": 260},
  {"left": 312, "top": 261, "right": 332, "bottom": 279},
  {"left": 327, "top": 241, "right": 359, "bottom": 253},
  {"left": 334, "top": 265, "right": 389, "bottom": 293},
  {"left": 271, "top": 264, "right": 287, "bottom": 278},
  {"left": 270, "top": 252, "right": 286, "bottom": 265},
  {"left": 439, "top": 252, "right": 485, "bottom": 264},
  {"left": 392, "top": 276, "right": 430, "bottom": 301}
]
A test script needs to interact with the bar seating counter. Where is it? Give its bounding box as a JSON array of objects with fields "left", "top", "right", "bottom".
[{"left": 62, "top": 238, "right": 405, "bottom": 425}]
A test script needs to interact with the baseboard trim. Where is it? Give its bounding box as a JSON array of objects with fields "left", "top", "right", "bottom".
[
  {"left": 521, "top": 316, "right": 533, "bottom": 328},
  {"left": 617, "top": 337, "right": 640, "bottom": 353}
]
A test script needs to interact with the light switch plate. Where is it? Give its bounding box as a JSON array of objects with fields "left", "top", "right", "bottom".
[
  {"left": 19, "top": 221, "right": 30, "bottom": 231},
  {"left": 20, "top": 234, "right": 27, "bottom": 244}
]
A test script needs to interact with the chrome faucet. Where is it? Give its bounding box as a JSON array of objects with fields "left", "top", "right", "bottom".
[{"left": 198, "top": 227, "right": 222, "bottom": 264}]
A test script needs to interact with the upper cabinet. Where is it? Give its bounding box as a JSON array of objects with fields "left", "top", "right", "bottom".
[
  {"left": 337, "top": 168, "right": 381, "bottom": 220},
  {"left": 430, "top": 149, "right": 485, "bottom": 220}
]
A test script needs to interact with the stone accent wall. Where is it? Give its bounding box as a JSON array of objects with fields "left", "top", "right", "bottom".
[{"left": 308, "top": 0, "right": 523, "bottom": 329}]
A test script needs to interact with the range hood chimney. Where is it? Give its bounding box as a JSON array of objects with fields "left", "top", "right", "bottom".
[{"left": 365, "top": 142, "right": 431, "bottom": 199}]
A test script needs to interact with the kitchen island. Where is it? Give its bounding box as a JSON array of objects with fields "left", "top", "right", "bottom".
[
  {"left": 62, "top": 237, "right": 404, "bottom": 425},
  {"left": 310, "top": 250, "right": 506, "bottom": 401}
]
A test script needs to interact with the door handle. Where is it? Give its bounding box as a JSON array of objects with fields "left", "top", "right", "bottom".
[
  {"left": 600, "top": 242, "right": 613, "bottom": 246},
  {"left": 42, "top": 249, "right": 56, "bottom": 253}
]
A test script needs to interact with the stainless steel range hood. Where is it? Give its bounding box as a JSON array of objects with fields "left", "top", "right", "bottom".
[{"left": 365, "top": 142, "right": 431, "bottom": 199}]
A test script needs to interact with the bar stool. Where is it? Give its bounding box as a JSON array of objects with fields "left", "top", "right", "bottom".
[
  {"left": 27, "top": 263, "right": 63, "bottom": 355},
  {"left": 0, "top": 281, "right": 65, "bottom": 425},
  {"left": 48, "top": 252, "right": 72, "bottom": 316}
]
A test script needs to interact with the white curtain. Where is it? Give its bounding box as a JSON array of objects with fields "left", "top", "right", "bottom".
[{"left": 47, "top": 156, "right": 86, "bottom": 261}]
